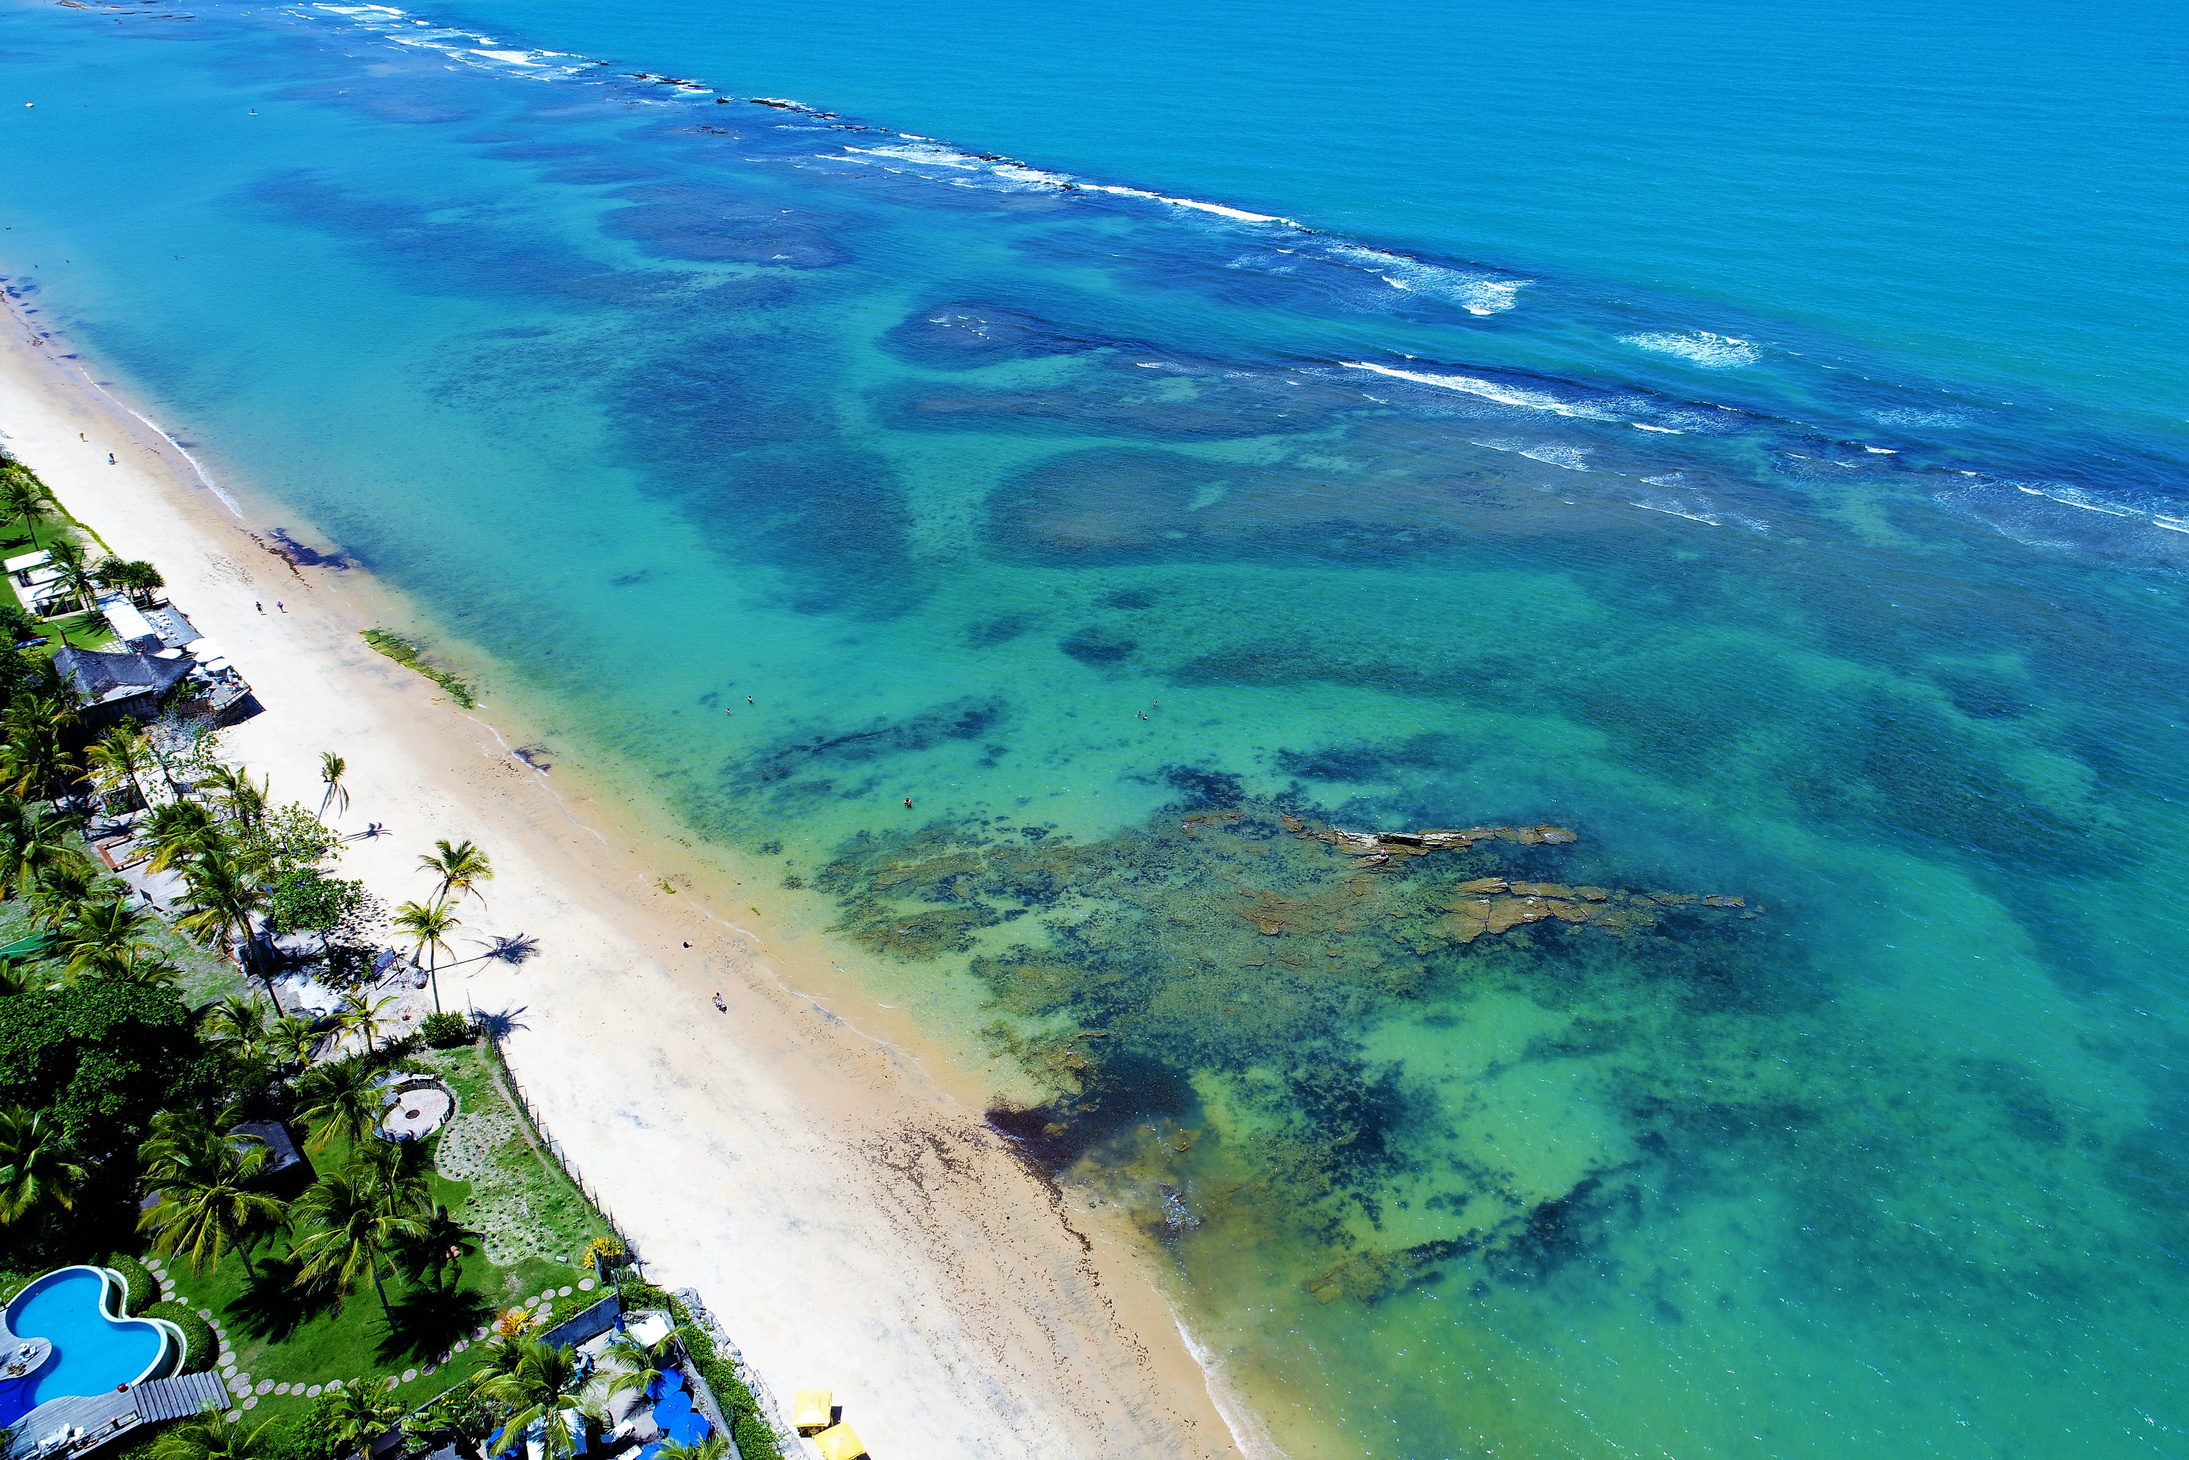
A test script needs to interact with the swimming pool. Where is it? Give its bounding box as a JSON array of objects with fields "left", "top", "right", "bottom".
[{"left": 0, "top": 1267, "right": 174, "bottom": 1429}]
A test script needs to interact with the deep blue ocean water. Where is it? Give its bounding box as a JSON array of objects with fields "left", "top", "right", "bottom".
[{"left": 5, "top": 1, "right": 2189, "bottom": 1454}]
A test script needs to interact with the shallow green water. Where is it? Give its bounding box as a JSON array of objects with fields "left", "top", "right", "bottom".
[{"left": 4, "top": 1, "right": 2189, "bottom": 1453}]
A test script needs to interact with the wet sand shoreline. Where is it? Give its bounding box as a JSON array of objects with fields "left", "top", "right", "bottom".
[{"left": 0, "top": 291, "right": 1252, "bottom": 1460}]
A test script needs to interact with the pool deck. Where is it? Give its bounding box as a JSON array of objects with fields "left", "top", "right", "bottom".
[{"left": 1, "top": 1372, "right": 229, "bottom": 1460}]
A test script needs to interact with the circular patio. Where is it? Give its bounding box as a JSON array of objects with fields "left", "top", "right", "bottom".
[{"left": 379, "top": 1079, "right": 455, "bottom": 1141}]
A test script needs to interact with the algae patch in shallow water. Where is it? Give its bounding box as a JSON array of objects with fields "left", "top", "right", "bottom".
[{"left": 817, "top": 798, "right": 1765, "bottom": 1298}]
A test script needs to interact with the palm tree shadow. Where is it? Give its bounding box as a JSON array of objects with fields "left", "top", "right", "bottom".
[
  {"left": 378, "top": 1273, "right": 496, "bottom": 1365},
  {"left": 479, "top": 933, "right": 540, "bottom": 967},
  {"left": 225, "top": 1254, "right": 347, "bottom": 1344},
  {"left": 472, "top": 1005, "right": 528, "bottom": 1041}
]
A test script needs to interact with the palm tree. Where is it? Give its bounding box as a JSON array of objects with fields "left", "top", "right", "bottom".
[
  {"left": 351, "top": 1138, "right": 433, "bottom": 1222},
  {"left": 56, "top": 895, "right": 156, "bottom": 977},
  {"left": 204, "top": 993, "right": 270, "bottom": 1056},
  {"left": 30, "top": 857, "right": 107, "bottom": 931},
  {"left": 0, "top": 797, "right": 82, "bottom": 897},
  {"left": 93, "top": 558, "right": 165, "bottom": 607},
  {"left": 480, "top": 1341, "right": 585, "bottom": 1460},
  {"left": 392, "top": 895, "right": 461, "bottom": 1016},
  {"left": 138, "top": 1115, "right": 288, "bottom": 1279},
  {"left": 0, "top": 1105, "right": 85, "bottom": 1226},
  {"left": 337, "top": 989, "right": 394, "bottom": 1055},
  {"left": 177, "top": 843, "right": 275, "bottom": 1007},
  {"left": 655, "top": 1438, "right": 730, "bottom": 1460},
  {"left": 268, "top": 1012, "right": 326, "bottom": 1071},
  {"left": 320, "top": 1380, "right": 404, "bottom": 1459},
  {"left": 0, "top": 469, "right": 54, "bottom": 551},
  {"left": 399, "top": 1203, "right": 480, "bottom": 1286},
  {"left": 201, "top": 764, "right": 270, "bottom": 831},
  {"left": 85, "top": 719, "right": 152, "bottom": 812},
  {"left": 292, "top": 1167, "right": 422, "bottom": 1312},
  {"left": 294, "top": 1057, "right": 385, "bottom": 1154},
  {"left": 0, "top": 690, "right": 79, "bottom": 799},
  {"left": 603, "top": 1328, "right": 684, "bottom": 1404},
  {"left": 319, "top": 751, "right": 350, "bottom": 820},
  {"left": 0, "top": 958, "right": 51, "bottom": 996},
  {"left": 43, "top": 535, "right": 99, "bottom": 615},
  {"left": 151, "top": 1412, "right": 285, "bottom": 1460},
  {"left": 419, "top": 839, "right": 494, "bottom": 906},
  {"left": 143, "top": 798, "right": 222, "bottom": 873}
]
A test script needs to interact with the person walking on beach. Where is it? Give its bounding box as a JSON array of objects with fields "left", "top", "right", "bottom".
[
  {"left": 255, "top": 602, "right": 263, "bottom": 613},
  {"left": 276, "top": 600, "right": 285, "bottom": 612},
  {"left": 713, "top": 992, "right": 727, "bottom": 1011}
]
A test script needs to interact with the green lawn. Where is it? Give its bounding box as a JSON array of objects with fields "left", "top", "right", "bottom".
[
  {"left": 31, "top": 609, "right": 119, "bottom": 657},
  {"left": 0, "top": 520, "right": 118, "bottom": 656},
  {"left": 0, "top": 886, "right": 245, "bottom": 1006},
  {"left": 155, "top": 1038, "right": 615, "bottom": 1421}
]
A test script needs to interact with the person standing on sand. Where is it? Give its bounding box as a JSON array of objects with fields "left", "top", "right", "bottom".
[
  {"left": 276, "top": 601, "right": 285, "bottom": 612},
  {"left": 256, "top": 602, "right": 263, "bottom": 613}
]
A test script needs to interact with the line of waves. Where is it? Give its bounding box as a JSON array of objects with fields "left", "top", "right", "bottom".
[{"left": 271, "top": 1, "right": 2189, "bottom": 574}]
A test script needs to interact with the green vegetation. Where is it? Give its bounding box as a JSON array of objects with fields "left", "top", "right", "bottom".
[
  {"left": 418, "top": 1012, "right": 472, "bottom": 1049},
  {"left": 0, "top": 454, "right": 767, "bottom": 1460},
  {"left": 359, "top": 631, "right": 477, "bottom": 710},
  {"left": 110, "top": 1252, "right": 159, "bottom": 1312},
  {"left": 622, "top": 1281, "right": 783, "bottom": 1460},
  {"left": 144, "top": 1299, "right": 219, "bottom": 1372}
]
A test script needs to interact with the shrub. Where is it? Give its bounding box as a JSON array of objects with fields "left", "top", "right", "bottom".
[
  {"left": 106, "top": 1254, "right": 158, "bottom": 1314},
  {"left": 420, "top": 1012, "right": 474, "bottom": 1049},
  {"left": 143, "top": 1299, "right": 216, "bottom": 1373},
  {"left": 646, "top": 1288, "right": 785, "bottom": 1460},
  {"left": 258, "top": 1399, "right": 344, "bottom": 1460}
]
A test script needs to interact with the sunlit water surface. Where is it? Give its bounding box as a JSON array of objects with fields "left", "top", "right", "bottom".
[{"left": 4, "top": 1, "right": 2189, "bottom": 1453}]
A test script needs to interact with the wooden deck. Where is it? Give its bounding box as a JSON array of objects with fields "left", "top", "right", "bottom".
[{"left": 3, "top": 1371, "right": 229, "bottom": 1460}]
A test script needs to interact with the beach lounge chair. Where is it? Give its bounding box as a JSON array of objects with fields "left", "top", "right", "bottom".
[
  {"left": 810, "top": 1422, "right": 867, "bottom": 1460},
  {"left": 791, "top": 1390, "right": 833, "bottom": 1436}
]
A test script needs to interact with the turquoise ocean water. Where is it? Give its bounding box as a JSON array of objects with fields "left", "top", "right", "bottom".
[{"left": 6, "top": 0, "right": 2189, "bottom": 1453}]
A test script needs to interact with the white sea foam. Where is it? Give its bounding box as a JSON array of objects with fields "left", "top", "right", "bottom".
[
  {"left": 1328, "top": 244, "right": 1527, "bottom": 315},
  {"left": 1621, "top": 329, "right": 1760, "bottom": 368},
  {"left": 1870, "top": 406, "right": 1966, "bottom": 428},
  {"left": 2016, "top": 483, "right": 2137, "bottom": 518},
  {"left": 471, "top": 49, "right": 537, "bottom": 64},
  {"left": 1339, "top": 361, "right": 1620, "bottom": 420},
  {"left": 1521, "top": 444, "right": 1591, "bottom": 472},
  {"left": 1630, "top": 422, "right": 1682, "bottom": 434},
  {"left": 1632, "top": 499, "right": 1721, "bottom": 526},
  {"left": 844, "top": 143, "right": 983, "bottom": 170}
]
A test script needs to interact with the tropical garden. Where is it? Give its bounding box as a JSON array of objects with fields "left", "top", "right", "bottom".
[{"left": 0, "top": 455, "right": 784, "bottom": 1460}]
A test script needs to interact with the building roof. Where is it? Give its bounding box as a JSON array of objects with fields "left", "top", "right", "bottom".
[
  {"left": 51, "top": 645, "right": 195, "bottom": 705},
  {"left": 231, "top": 1119, "right": 306, "bottom": 1176}
]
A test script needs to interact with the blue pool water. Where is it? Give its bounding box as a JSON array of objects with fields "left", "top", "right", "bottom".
[
  {"left": 5, "top": 0, "right": 2189, "bottom": 1454},
  {"left": 0, "top": 1268, "right": 169, "bottom": 1428}
]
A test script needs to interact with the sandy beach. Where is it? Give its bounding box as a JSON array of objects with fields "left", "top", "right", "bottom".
[{"left": 0, "top": 305, "right": 1252, "bottom": 1460}]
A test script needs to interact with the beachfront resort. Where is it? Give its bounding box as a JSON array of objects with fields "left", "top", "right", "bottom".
[{"left": 0, "top": 455, "right": 872, "bottom": 1460}]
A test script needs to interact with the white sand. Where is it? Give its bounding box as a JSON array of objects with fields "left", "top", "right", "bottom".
[{"left": 0, "top": 308, "right": 1253, "bottom": 1460}]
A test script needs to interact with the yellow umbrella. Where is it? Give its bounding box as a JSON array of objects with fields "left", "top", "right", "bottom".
[
  {"left": 791, "top": 1390, "right": 834, "bottom": 1436},
  {"left": 812, "top": 1422, "right": 868, "bottom": 1460}
]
